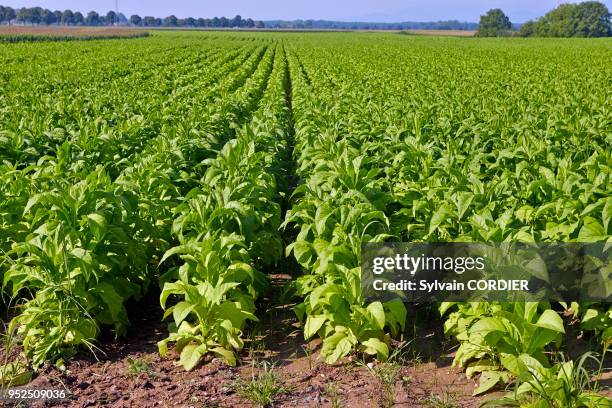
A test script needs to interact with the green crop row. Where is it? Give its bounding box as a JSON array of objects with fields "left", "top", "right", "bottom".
[
  {"left": 281, "top": 33, "right": 611, "bottom": 404},
  {"left": 1, "top": 36, "right": 277, "bottom": 367}
]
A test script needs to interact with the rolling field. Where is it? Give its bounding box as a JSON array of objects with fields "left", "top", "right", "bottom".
[{"left": 0, "top": 31, "right": 611, "bottom": 407}]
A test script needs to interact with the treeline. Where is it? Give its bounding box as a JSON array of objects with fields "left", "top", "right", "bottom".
[
  {"left": 477, "top": 1, "right": 611, "bottom": 37},
  {"left": 264, "top": 19, "right": 478, "bottom": 31},
  {"left": 0, "top": 5, "right": 264, "bottom": 28},
  {"left": 519, "top": 1, "right": 611, "bottom": 37}
]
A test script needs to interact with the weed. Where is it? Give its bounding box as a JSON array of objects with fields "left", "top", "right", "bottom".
[
  {"left": 232, "top": 362, "right": 290, "bottom": 407},
  {"left": 424, "top": 391, "right": 458, "bottom": 408},
  {"left": 326, "top": 383, "right": 344, "bottom": 408},
  {"left": 126, "top": 356, "right": 156, "bottom": 379}
]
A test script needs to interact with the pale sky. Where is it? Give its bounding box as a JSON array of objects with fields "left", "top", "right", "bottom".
[{"left": 1, "top": 1, "right": 610, "bottom": 23}]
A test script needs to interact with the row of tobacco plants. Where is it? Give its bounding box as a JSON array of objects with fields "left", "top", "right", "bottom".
[{"left": 282, "top": 34, "right": 611, "bottom": 406}]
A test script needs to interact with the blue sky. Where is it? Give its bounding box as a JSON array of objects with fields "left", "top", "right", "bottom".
[{"left": 2, "top": 1, "right": 611, "bottom": 23}]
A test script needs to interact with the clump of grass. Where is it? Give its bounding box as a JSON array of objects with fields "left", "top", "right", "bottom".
[
  {"left": 424, "top": 391, "right": 458, "bottom": 408},
  {"left": 232, "top": 362, "right": 290, "bottom": 408},
  {"left": 126, "top": 356, "right": 156, "bottom": 379},
  {"left": 365, "top": 361, "right": 401, "bottom": 408},
  {"left": 326, "top": 383, "right": 344, "bottom": 408},
  {"left": 361, "top": 340, "right": 415, "bottom": 408}
]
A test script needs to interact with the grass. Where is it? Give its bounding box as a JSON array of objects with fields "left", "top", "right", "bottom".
[
  {"left": 424, "top": 392, "right": 459, "bottom": 408},
  {"left": 126, "top": 356, "right": 156, "bottom": 379},
  {"left": 326, "top": 383, "right": 344, "bottom": 408},
  {"left": 361, "top": 340, "right": 415, "bottom": 408},
  {"left": 232, "top": 361, "right": 290, "bottom": 408}
]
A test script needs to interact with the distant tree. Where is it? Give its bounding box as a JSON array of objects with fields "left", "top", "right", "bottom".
[
  {"left": 212, "top": 17, "right": 220, "bottom": 27},
  {"left": 519, "top": 1, "right": 611, "bottom": 37},
  {"left": 41, "top": 9, "right": 56, "bottom": 25},
  {"left": 245, "top": 18, "right": 255, "bottom": 28},
  {"left": 476, "top": 8, "right": 512, "bottom": 36},
  {"left": 184, "top": 17, "right": 196, "bottom": 27},
  {"left": 196, "top": 17, "right": 206, "bottom": 27},
  {"left": 220, "top": 16, "right": 229, "bottom": 27},
  {"left": 256, "top": 20, "right": 265, "bottom": 29},
  {"left": 143, "top": 16, "right": 156, "bottom": 26},
  {"left": 61, "top": 9, "right": 74, "bottom": 25},
  {"left": 53, "top": 10, "right": 62, "bottom": 24},
  {"left": 518, "top": 20, "right": 537, "bottom": 37},
  {"left": 129, "top": 14, "right": 142, "bottom": 26},
  {"left": 154, "top": 18, "right": 163, "bottom": 26},
  {"left": 163, "top": 15, "right": 178, "bottom": 26},
  {"left": 86, "top": 11, "right": 100, "bottom": 25},
  {"left": 535, "top": 3, "right": 578, "bottom": 37},
  {"left": 5, "top": 6, "right": 16, "bottom": 24},
  {"left": 73, "top": 11, "right": 84, "bottom": 25},
  {"left": 16, "top": 7, "right": 30, "bottom": 24},
  {"left": 119, "top": 13, "right": 128, "bottom": 24},
  {"left": 106, "top": 10, "right": 117, "bottom": 25},
  {"left": 232, "top": 14, "right": 242, "bottom": 27},
  {"left": 574, "top": 1, "right": 611, "bottom": 37},
  {"left": 30, "top": 7, "right": 44, "bottom": 25}
]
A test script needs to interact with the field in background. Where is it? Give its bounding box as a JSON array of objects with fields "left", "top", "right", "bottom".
[
  {"left": 0, "top": 26, "right": 148, "bottom": 41},
  {"left": 0, "top": 31, "right": 610, "bottom": 407},
  {"left": 400, "top": 29, "right": 476, "bottom": 36}
]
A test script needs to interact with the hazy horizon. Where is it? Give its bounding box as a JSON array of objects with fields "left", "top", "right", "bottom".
[{"left": 1, "top": 1, "right": 611, "bottom": 24}]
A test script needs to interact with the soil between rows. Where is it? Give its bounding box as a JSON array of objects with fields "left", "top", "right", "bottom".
[
  {"left": 4, "top": 275, "right": 610, "bottom": 407},
  {"left": 4, "top": 278, "right": 491, "bottom": 408}
]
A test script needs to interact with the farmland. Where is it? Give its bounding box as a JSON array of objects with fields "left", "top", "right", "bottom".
[
  {"left": 0, "top": 26, "right": 149, "bottom": 42},
  {"left": 0, "top": 31, "right": 611, "bottom": 407}
]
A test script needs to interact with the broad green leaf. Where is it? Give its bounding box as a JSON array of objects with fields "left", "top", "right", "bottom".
[
  {"left": 304, "top": 315, "right": 327, "bottom": 339},
  {"left": 534, "top": 310, "right": 565, "bottom": 333}
]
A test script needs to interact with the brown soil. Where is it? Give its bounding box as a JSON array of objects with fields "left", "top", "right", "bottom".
[
  {"left": 1, "top": 283, "right": 489, "bottom": 408},
  {"left": 0, "top": 26, "right": 146, "bottom": 38},
  {"left": 3, "top": 282, "right": 609, "bottom": 407}
]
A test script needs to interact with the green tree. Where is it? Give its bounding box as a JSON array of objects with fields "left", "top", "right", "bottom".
[
  {"left": 16, "top": 7, "right": 31, "bottom": 24},
  {"left": 61, "top": 9, "right": 74, "bottom": 25},
  {"left": 41, "top": 9, "right": 57, "bottom": 25},
  {"left": 536, "top": 3, "right": 577, "bottom": 37},
  {"left": 143, "top": 16, "right": 156, "bottom": 27},
  {"left": 518, "top": 21, "right": 537, "bottom": 37},
  {"left": 30, "top": 7, "right": 44, "bottom": 25},
  {"left": 85, "top": 11, "right": 100, "bottom": 26},
  {"left": 53, "top": 10, "right": 62, "bottom": 24},
  {"left": 163, "top": 15, "right": 178, "bottom": 26},
  {"left": 73, "top": 11, "right": 84, "bottom": 25},
  {"left": 574, "top": 1, "right": 611, "bottom": 37},
  {"left": 106, "top": 11, "right": 117, "bottom": 25},
  {"left": 476, "top": 8, "right": 512, "bottom": 37},
  {"left": 129, "top": 14, "right": 142, "bottom": 26},
  {"left": 520, "top": 1, "right": 611, "bottom": 37}
]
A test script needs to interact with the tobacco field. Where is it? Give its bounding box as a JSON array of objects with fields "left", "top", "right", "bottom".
[{"left": 0, "top": 31, "right": 610, "bottom": 407}]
